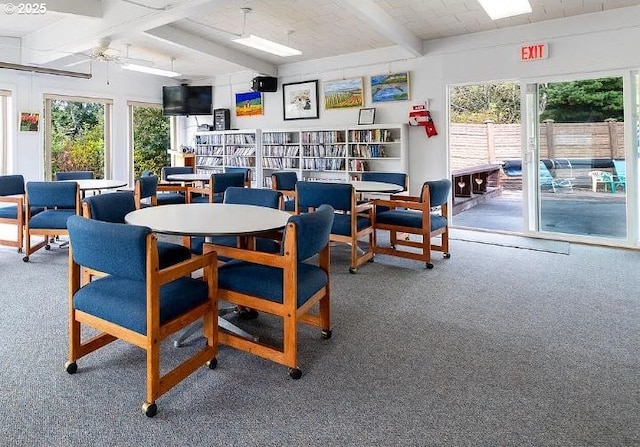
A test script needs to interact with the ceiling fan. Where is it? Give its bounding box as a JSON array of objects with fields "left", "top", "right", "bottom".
[{"left": 65, "top": 41, "right": 153, "bottom": 68}]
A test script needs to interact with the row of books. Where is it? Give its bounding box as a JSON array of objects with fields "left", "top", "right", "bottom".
[
  {"left": 301, "top": 131, "right": 345, "bottom": 144},
  {"left": 195, "top": 135, "right": 224, "bottom": 145},
  {"left": 348, "top": 129, "right": 395, "bottom": 142},
  {"left": 227, "top": 147, "right": 255, "bottom": 156},
  {"left": 196, "top": 157, "right": 223, "bottom": 167},
  {"left": 262, "top": 157, "right": 300, "bottom": 169},
  {"left": 349, "top": 144, "right": 385, "bottom": 158},
  {"left": 263, "top": 133, "right": 294, "bottom": 144},
  {"left": 227, "top": 158, "right": 255, "bottom": 167},
  {"left": 302, "top": 144, "right": 346, "bottom": 157},
  {"left": 263, "top": 146, "right": 299, "bottom": 157},
  {"left": 226, "top": 134, "right": 256, "bottom": 144},
  {"left": 348, "top": 159, "right": 370, "bottom": 172},
  {"left": 302, "top": 158, "right": 345, "bottom": 170},
  {"left": 195, "top": 146, "right": 225, "bottom": 156}
]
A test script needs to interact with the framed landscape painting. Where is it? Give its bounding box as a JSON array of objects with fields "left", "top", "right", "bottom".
[
  {"left": 283, "top": 80, "right": 319, "bottom": 120},
  {"left": 323, "top": 77, "right": 364, "bottom": 109},
  {"left": 370, "top": 72, "right": 410, "bottom": 103},
  {"left": 235, "top": 91, "right": 263, "bottom": 117}
]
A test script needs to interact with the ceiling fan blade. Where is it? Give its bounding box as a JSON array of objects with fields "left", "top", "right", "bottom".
[{"left": 65, "top": 59, "right": 91, "bottom": 68}]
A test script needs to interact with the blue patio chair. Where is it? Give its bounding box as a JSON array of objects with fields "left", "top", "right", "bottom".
[
  {"left": 82, "top": 191, "right": 191, "bottom": 270},
  {"left": 296, "top": 181, "right": 374, "bottom": 273},
  {"left": 612, "top": 159, "right": 626, "bottom": 191},
  {"left": 210, "top": 204, "right": 334, "bottom": 379},
  {"left": 65, "top": 215, "right": 218, "bottom": 417},
  {"left": 539, "top": 161, "right": 573, "bottom": 193},
  {"left": 225, "top": 167, "right": 253, "bottom": 187},
  {"left": 271, "top": 171, "right": 298, "bottom": 213},
  {"left": 0, "top": 174, "right": 26, "bottom": 252},
  {"left": 187, "top": 172, "right": 245, "bottom": 204},
  {"left": 23, "top": 181, "right": 80, "bottom": 262},
  {"left": 372, "top": 179, "right": 451, "bottom": 269}
]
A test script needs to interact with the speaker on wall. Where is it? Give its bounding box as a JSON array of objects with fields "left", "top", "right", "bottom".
[{"left": 251, "top": 76, "right": 278, "bottom": 92}]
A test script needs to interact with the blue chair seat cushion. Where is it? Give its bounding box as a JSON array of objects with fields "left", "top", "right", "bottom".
[
  {"left": 191, "top": 235, "right": 279, "bottom": 257},
  {"left": 157, "top": 241, "right": 191, "bottom": 270},
  {"left": 376, "top": 209, "right": 447, "bottom": 231},
  {"left": 190, "top": 194, "right": 223, "bottom": 204},
  {"left": 331, "top": 213, "right": 370, "bottom": 236},
  {"left": 0, "top": 204, "right": 17, "bottom": 219},
  {"left": 73, "top": 276, "right": 209, "bottom": 335},
  {"left": 218, "top": 261, "right": 327, "bottom": 308},
  {"left": 156, "top": 192, "right": 185, "bottom": 205},
  {"left": 28, "top": 209, "right": 76, "bottom": 229}
]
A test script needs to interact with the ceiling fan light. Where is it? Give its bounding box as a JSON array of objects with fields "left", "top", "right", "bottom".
[
  {"left": 121, "top": 63, "right": 181, "bottom": 77},
  {"left": 478, "top": 0, "right": 531, "bottom": 20},
  {"left": 232, "top": 34, "right": 301, "bottom": 57}
]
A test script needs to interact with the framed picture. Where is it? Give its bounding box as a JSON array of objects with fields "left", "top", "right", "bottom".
[
  {"left": 235, "top": 91, "right": 263, "bottom": 117},
  {"left": 19, "top": 112, "right": 40, "bottom": 132},
  {"left": 282, "top": 80, "right": 319, "bottom": 120},
  {"left": 370, "top": 72, "right": 410, "bottom": 103},
  {"left": 323, "top": 77, "right": 364, "bottom": 109},
  {"left": 358, "top": 108, "right": 376, "bottom": 125}
]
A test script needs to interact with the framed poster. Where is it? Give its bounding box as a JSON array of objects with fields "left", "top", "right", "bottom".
[
  {"left": 19, "top": 112, "right": 40, "bottom": 132},
  {"left": 323, "top": 77, "right": 364, "bottom": 109},
  {"left": 358, "top": 108, "right": 376, "bottom": 125},
  {"left": 370, "top": 72, "right": 410, "bottom": 103},
  {"left": 283, "top": 80, "right": 319, "bottom": 120},
  {"left": 235, "top": 91, "right": 263, "bottom": 117}
]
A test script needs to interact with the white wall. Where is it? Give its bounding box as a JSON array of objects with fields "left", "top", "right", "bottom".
[{"left": 0, "top": 56, "right": 170, "bottom": 183}]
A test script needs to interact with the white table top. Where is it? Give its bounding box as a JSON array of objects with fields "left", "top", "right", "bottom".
[
  {"left": 60, "top": 179, "right": 128, "bottom": 191},
  {"left": 350, "top": 181, "right": 404, "bottom": 193},
  {"left": 166, "top": 173, "right": 212, "bottom": 182},
  {"left": 124, "top": 203, "right": 291, "bottom": 237}
]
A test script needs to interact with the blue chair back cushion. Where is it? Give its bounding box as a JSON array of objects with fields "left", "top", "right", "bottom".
[
  {"left": 83, "top": 191, "right": 136, "bottom": 222},
  {"left": 375, "top": 210, "right": 447, "bottom": 231},
  {"left": 419, "top": 179, "right": 451, "bottom": 207},
  {"left": 26, "top": 181, "right": 78, "bottom": 208},
  {"left": 224, "top": 187, "right": 280, "bottom": 208},
  {"left": 225, "top": 167, "right": 251, "bottom": 182},
  {"left": 137, "top": 175, "right": 158, "bottom": 199},
  {"left": 212, "top": 172, "right": 245, "bottom": 194},
  {"left": 218, "top": 262, "right": 327, "bottom": 308},
  {"left": 67, "top": 215, "right": 150, "bottom": 281},
  {"left": 55, "top": 171, "right": 93, "bottom": 181},
  {"left": 73, "top": 276, "right": 208, "bottom": 335},
  {"left": 161, "top": 166, "right": 193, "bottom": 181},
  {"left": 296, "top": 181, "right": 352, "bottom": 212},
  {"left": 361, "top": 172, "right": 407, "bottom": 190},
  {"left": 0, "top": 175, "right": 25, "bottom": 196},
  {"left": 285, "top": 204, "right": 334, "bottom": 261},
  {"left": 331, "top": 213, "right": 370, "bottom": 236},
  {"left": 272, "top": 171, "right": 298, "bottom": 191}
]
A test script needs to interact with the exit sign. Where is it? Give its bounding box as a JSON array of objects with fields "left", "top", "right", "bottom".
[{"left": 520, "top": 43, "right": 548, "bottom": 61}]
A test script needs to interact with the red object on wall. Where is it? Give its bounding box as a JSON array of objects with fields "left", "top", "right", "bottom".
[{"left": 409, "top": 104, "right": 437, "bottom": 138}]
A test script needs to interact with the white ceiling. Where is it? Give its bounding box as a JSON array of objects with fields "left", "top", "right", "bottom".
[{"left": 0, "top": 0, "right": 639, "bottom": 81}]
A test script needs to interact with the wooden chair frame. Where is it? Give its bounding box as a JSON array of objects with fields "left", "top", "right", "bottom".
[
  {"left": 271, "top": 172, "right": 297, "bottom": 213},
  {"left": 67, "top": 234, "right": 218, "bottom": 417},
  {"left": 205, "top": 220, "right": 331, "bottom": 376},
  {"left": 134, "top": 177, "right": 158, "bottom": 209},
  {"left": 23, "top": 183, "right": 81, "bottom": 259},
  {"left": 372, "top": 183, "right": 450, "bottom": 268},
  {"left": 0, "top": 193, "right": 24, "bottom": 252}
]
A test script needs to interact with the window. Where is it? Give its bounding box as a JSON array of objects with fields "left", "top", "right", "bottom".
[{"left": 128, "top": 101, "right": 170, "bottom": 181}]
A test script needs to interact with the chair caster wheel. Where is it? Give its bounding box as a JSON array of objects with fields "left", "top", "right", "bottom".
[
  {"left": 348, "top": 267, "right": 357, "bottom": 274},
  {"left": 426, "top": 263, "right": 434, "bottom": 269},
  {"left": 22, "top": 256, "right": 29, "bottom": 262},
  {"left": 45, "top": 244, "right": 51, "bottom": 250},
  {"left": 288, "top": 368, "right": 302, "bottom": 380},
  {"left": 65, "top": 361, "right": 77, "bottom": 374},
  {"left": 443, "top": 253, "right": 451, "bottom": 259},
  {"left": 321, "top": 329, "right": 332, "bottom": 340},
  {"left": 142, "top": 402, "right": 157, "bottom": 418},
  {"left": 206, "top": 358, "right": 217, "bottom": 370},
  {"left": 238, "top": 308, "right": 259, "bottom": 320},
  {"left": 367, "top": 256, "right": 375, "bottom": 263}
]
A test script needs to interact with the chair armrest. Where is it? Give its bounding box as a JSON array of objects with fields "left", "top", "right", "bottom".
[
  {"left": 373, "top": 198, "right": 428, "bottom": 211},
  {"left": 204, "top": 243, "right": 287, "bottom": 269},
  {"left": 187, "top": 186, "right": 210, "bottom": 196},
  {"left": 158, "top": 183, "right": 187, "bottom": 193},
  {"left": 0, "top": 194, "right": 24, "bottom": 206},
  {"left": 281, "top": 190, "right": 296, "bottom": 199},
  {"left": 355, "top": 201, "right": 374, "bottom": 213},
  {"left": 389, "top": 193, "right": 420, "bottom": 202},
  {"left": 158, "top": 251, "right": 216, "bottom": 285}
]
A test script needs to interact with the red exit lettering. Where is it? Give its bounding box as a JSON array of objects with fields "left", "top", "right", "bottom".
[{"left": 520, "top": 43, "right": 548, "bottom": 61}]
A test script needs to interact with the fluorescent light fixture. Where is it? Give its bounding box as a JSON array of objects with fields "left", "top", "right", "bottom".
[
  {"left": 121, "top": 63, "right": 181, "bottom": 78},
  {"left": 232, "top": 34, "right": 301, "bottom": 57},
  {"left": 478, "top": 0, "right": 531, "bottom": 20}
]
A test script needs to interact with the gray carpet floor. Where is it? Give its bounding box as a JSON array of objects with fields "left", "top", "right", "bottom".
[{"left": 0, "top": 235, "right": 638, "bottom": 447}]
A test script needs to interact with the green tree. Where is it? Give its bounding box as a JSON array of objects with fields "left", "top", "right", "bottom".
[
  {"left": 132, "top": 106, "right": 170, "bottom": 178},
  {"left": 450, "top": 83, "right": 520, "bottom": 124},
  {"left": 539, "top": 78, "right": 623, "bottom": 123}
]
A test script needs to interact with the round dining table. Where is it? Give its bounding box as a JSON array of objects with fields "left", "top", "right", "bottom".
[
  {"left": 166, "top": 173, "right": 213, "bottom": 183},
  {"left": 349, "top": 180, "right": 404, "bottom": 193},
  {"left": 60, "top": 178, "right": 128, "bottom": 191}
]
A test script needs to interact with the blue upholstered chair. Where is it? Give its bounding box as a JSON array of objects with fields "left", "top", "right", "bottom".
[
  {"left": 55, "top": 171, "right": 94, "bottom": 181},
  {"left": 225, "top": 167, "right": 253, "bottom": 187},
  {"left": 0, "top": 174, "right": 26, "bottom": 252},
  {"left": 65, "top": 215, "right": 218, "bottom": 418},
  {"left": 157, "top": 166, "right": 192, "bottom": 205},
  {"left": 296, "top": 181, "right": 374, "bottom": 274},
  {"left": 134, "top": 175, "right": 159, "bottom": 208},
  {"left": 372, "top": 179, "right": 451, "bottom": 269},
  {"left": 360, "top": 171, "right": 409, "bottom": 212},
  {"left": 82, "top": 191, "right": 191, "bottom": 270},
  {"left": 187, "top": 172, "right": 245, "bottom": 204},
  {"left": 190, "top": 187, "right": 282, "bottom": 256},
  {"left": 271, "top": 171, "right": 298, "bottom": 213},
  {"left": 23, "top": 181, "right": 80, "bottom": 262},
  {"left": 209, "top": 204, "right": 334, "bottom": 379}
]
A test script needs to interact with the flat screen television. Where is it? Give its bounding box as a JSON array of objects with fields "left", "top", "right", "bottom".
[{"left": 162, "top": 85, "right": 212, "bottom": 116}]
